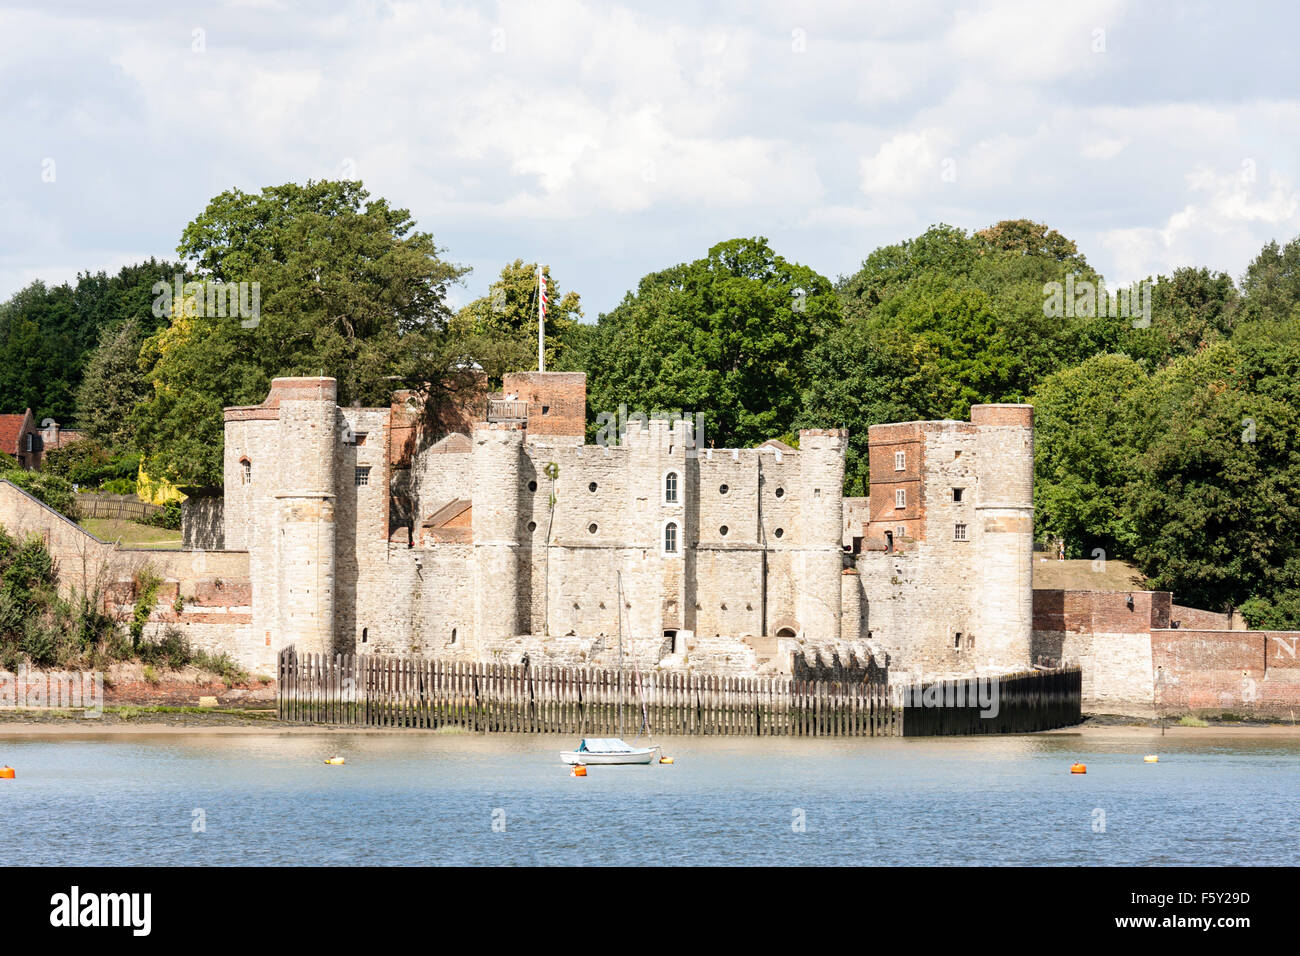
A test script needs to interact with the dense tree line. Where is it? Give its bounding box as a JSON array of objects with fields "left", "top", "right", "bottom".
[{"left": 1, "top": 179, "right": 1297, "bottom": 623}]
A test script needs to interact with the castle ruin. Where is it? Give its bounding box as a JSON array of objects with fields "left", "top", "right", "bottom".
[{"left": 219, "top": 372, "right": 1035, "bottom": 681}]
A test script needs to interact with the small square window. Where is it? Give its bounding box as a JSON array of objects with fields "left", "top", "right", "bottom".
[
  {"left": 954, "top": 632, "right": 963, "bottom": 649},
  {"left": 954, "top": 523, "right": 968, "bottom": 541},
  {"left": 895, "top": 488, "right": 906, "bottom": 509},
  {"left": 953, "top": 487, "right": 964, "bottom": 502},
  {"left": 894, "top": 450, "right": 905, "bottom": 471},
  {"left": 355, "top": 466, "right": 371, "bottom": 487}
]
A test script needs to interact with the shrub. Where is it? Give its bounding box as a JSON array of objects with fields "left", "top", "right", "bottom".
[
  {"left": 192, "top": 649, "right": 248, "bottom": 684},
  {"left": 138, "top": 626, "right": 192, "bottom": 670},
  {"left": 129, "top": 566, "right": 162, "bottom": 650},
  {"left": 42, "top": 439, "right": 139, "bottom": 489},
  {"left": 143, "top": 501, "right": 182, "bottom": 531},
  {"left": 20, "top": 619, "right": 61, "bottom": 668},
  {"left": 1, "top": 469, "right": 79, "bottom": 519},
  {"left": 100, "top": 477, "right": 137, "bottom": 496}
]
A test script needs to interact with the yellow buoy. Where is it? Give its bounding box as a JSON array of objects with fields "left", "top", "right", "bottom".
[
  {"left": 659, "top": 756, "right": 674, "bottom": 764},
  {"left": 1070, "top": 762, "right": 1087, "bottom": 774},
  {"left": 1144, "top": 755, "right": 1159, "bottom": 763},
  {"left": 324, "top": 756, "right": 345, "bottom": 765}
]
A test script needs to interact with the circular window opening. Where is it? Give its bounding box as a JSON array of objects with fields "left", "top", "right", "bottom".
[
  {"left": 719, "top": 525, "right": 729, "bottom": 536},
  {"left": 527, "top": 520, "right": 537, "bottom": 532},
  {"left": 527, "top": 480, "right": 537, "bottom": 492},
  {"left": 719, "top": 483, "right": 729, "bottom": 495},
  {"left": 774, "top": 527, "right": 784, "bottom": 538},
  {"left": 588, "top": 522, "right": 598, "bottom": 534},
  {"left": 588, "top": 481, "right": 598, "bottom": 492},
  {"left": 775, "top": 486, "right": 785, "bottom": 499}
]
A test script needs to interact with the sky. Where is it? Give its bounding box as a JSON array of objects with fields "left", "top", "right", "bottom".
[{"left": 2, "top": 0, "right": 1298, "bottom": 318}]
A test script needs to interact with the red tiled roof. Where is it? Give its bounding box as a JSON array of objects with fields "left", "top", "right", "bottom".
[{"left": 0, "top": 414, "right": 27, "bottom": 456}]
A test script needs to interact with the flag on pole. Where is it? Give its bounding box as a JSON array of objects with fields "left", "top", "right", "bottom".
[{"left": 537, "top": 265, "right": 547, "bottom": 372}]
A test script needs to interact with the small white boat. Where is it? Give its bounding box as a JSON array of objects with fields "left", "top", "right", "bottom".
[{"left": 560, "top": 737, "right": 658, "bottom": 765}]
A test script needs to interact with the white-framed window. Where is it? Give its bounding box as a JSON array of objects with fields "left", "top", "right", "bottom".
[
  {"left": 663, "top": 520, "right": 679, "bottom": 554},
  {"left": 355, "top": 466, "right": 371, "bottom": 487},
  {"left": 894, "top": 450, "right": 905, "bottom": 471},
  {"left": 954, "top": 523, "right": 968, "bottom": 541},
  {"left": 895, "top": 488, "right": 906, "bottom": 509},
  {"left": 664, "top": 470, "right": 679, "bottom": 503},
  {"left": 241, "top": 460, "right": 252, "bottom": 485},
  {"left": 25, "top": 434, "right": 33, "bottom": 453},
  {"left": 895, "top": 526, "right": 905, "bottom": 539}
]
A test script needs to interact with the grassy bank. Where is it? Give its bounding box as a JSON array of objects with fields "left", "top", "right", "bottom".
[{"left": 79, "top": 517, "right": 183, "bottom": 549}]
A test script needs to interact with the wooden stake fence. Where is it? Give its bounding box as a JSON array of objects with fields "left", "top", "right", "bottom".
[
  {"left": 276, "top": 649, "right": 902, "bottom": 736},
  {"left": 276, "top": 649, "right": 1081, "bottom": 737}
]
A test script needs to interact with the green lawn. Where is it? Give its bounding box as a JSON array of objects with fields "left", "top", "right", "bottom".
[{"left": 80, "top": 517, "right": 183, "bottom": 549}]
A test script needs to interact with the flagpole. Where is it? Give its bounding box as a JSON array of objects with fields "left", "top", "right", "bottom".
[{"left": 537, "top": 264, "right": 546, "bottom": 373}]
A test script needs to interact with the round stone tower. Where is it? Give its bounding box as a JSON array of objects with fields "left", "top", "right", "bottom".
[
  {"left": 274, "top": 377, "right": 338, "bottom": 656},
  {"left": 472, "top": 421, "right": 524, "bottom": 647},
  {"left": 971, "top": 404, "right": 1034, "bottom": 672},
  {"left": 797, "top": 428, "right": 847, "bottom": 641}
]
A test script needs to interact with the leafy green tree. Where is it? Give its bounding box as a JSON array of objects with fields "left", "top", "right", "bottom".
[
  {"left": 75, "top": 318, "right": 150, "bottom": 450},
  {"left": 136, "top": 180, "right": 469, "bottom": 484},
  {"left": 1111, "top": 267, "right": 1239, "bottom": 368},
  {"left": 0, "top": 260, "right": 180, "bottom": 424},
  {"left": 585, "top": 237, "right": 839, "bottom": 448},
  {"left": 975, "top": 218, "right": 1091, "bottom": 268},
  {"left": 1030, "top": 354, "right": 1150, "bottom": 559},
  {"left": 1128, "top": 342, "right": 1300, "bottom": 617},
  {"left": 796, "top": 318, "right": 919, "bottom": 494},
  {"left": 1240, "top": 236, "right": 1300, "bottom": 324},
  {"left": 449, "top": 259, "right": 582, "bottom": 385}
]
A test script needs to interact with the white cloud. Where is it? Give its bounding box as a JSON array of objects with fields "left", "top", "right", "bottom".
[
  {"left": 1100, "top": 163, "right": 1300, "bottom": 284},
  {"left": 1, "top": 0, "right": 1299, "bottom": 314}
]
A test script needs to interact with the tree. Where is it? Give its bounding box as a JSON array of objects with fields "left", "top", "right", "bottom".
[
  {"left": 0, "top": 260, "right": 180, "bottom": 425},
  {"left": 975, "top": 218, "right": 1090, "bottom": 268},
  {"left": 449, "top": 259, "right": 582, "bottom": 385},
  {"left": 1111, "top": 267, "right": 1240, "bottom": 368},
  {"left": 75, "top": 318, "right": 149, "bottom": 450},
  {"left": 1030, "top": 354, "right": 1150, "bottom": 559},
  {"left": 135, "top": 180, "right": 469, "bottom": 485},
  {"left": 1128, "top": 342, "right": 1300, "bottom": 617},
  {"left": 796, "top": 317, "right": 919, "bottom": 494},
  {"left": 1240, "top": 236, "right": 1300, "bottom": 324},
  {"left": 585, "top": 237, "right": 839, "bottom": 449}
]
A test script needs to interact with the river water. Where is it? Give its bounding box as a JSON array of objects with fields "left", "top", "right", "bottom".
[{"left": 2, "top": 729, "right": 1297, "bottom": 866}]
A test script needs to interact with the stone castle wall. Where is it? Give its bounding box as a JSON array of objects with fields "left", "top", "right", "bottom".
[{"left": 854, "top": 408, "right": 1033, "bottom": 680}]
